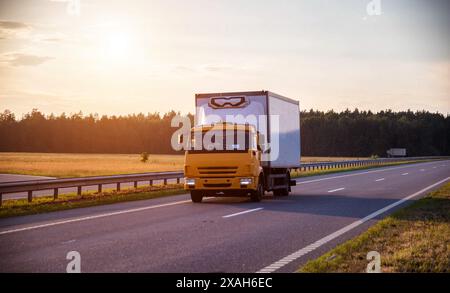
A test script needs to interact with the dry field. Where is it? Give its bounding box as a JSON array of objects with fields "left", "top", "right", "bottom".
[{"left": 0, "top": 152, "right": 365, "bottom": 178}]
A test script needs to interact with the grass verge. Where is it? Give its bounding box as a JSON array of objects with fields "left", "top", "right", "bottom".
[{"left": 298, "top": 182, "right": 450, "bottom": 273}]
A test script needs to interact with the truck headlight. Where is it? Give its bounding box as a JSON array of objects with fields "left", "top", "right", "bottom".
[
  {"left": 185, "top": 178, "right": 195, "bottom": 186},
  {"left": 240, "top": 178, "right": 253, "bottom": 185}
]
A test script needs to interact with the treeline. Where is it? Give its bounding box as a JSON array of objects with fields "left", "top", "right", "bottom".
[
  {"left": 0, "top": 109, "right": 448, "bottom": 156},
  {"left": 300, "top": 109, "right": 449, "bottom": 157}
]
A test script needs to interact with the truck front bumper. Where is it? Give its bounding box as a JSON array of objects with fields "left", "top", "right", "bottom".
[{"left": 184, "top": 177, "right": 257, "bottom": 191}]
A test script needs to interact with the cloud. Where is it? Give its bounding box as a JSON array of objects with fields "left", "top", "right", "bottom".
[
  {"left": 202, "top": 64, "right": 235, "bottom": 72},
  {"left": 0, "top": 53, "right": 53, "bottom": 67},
  {"left": 0, "top": 20, "right": 31, "bottom": 39},
  {"left": 33, "top": 31, "right": 67, "bottom": 43},
  {"left": 170, "top": 63, "right": 250, "bottom": 75},
  {"left": 41, "top": 37, "right": 62, "bottom": 42},
  {"left": 0, "top": 21, "right": 28, "bottom": 30}
]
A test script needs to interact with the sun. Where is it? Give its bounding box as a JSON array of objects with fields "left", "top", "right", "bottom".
[{"left": 101, "top": 30, "right": 134, "bottom": 62}]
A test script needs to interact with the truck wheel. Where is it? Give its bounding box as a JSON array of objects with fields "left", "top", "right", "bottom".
[
  {"left": 190, "top": 191, "right": 203, "bottom": 203},
  {"left": 251, "top": 180, "right": 264, "bottom": 202},
  {"left": 274, "top": 173, "right": 290, "bottom": 196}
]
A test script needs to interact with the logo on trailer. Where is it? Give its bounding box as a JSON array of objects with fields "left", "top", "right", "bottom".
[{"left": 208, "top": 96, "right": 249, "bottom": 109}]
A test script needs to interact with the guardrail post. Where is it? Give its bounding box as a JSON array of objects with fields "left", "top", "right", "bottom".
[
  {"left": 149, "top": 180, "right": 153, "bottom": 186},
  {"left": 28, "top": 190, "right": 32, "bottom": 202},
  {"left": 77, "top": 186, "right": 82, "bottom": 196},
  {"left": 0, "top": 193, "right": 2, "bottom": 207},
  {"left": 117, "top": 182, "right": 121, "bottom": 191},
  {"left": 98, "top": 184, "right": 102, "bottom": 193},
  {"left": 53, "top": 188, "right": 58, "bottom": 200},
  {"left": 134, "top": 181, "right": 138, "bottom": 188},
  {"left": 177, "top": 178, "right": 180, "bottom": 184},
  {"left": 164, "top": 179, "right": 167, "bottom": 185}
]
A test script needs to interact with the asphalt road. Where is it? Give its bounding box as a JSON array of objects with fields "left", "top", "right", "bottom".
[
  {"left": 0, "top": 174, "right": 55, "bottom": 182},
  {"left": 0, "top": 160, "right": 448, "bottom": 273}
]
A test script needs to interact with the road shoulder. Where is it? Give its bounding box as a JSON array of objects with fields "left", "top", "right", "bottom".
[{"left": 298, "top": 182, "right": 450, "bottom": 272}]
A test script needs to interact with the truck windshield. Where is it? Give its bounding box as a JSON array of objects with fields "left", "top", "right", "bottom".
[{"left": 189, "top": 129, "right": 256, "bottom": 152}]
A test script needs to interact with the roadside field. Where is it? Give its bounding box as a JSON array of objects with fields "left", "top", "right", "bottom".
[
  {"left": 298, "top": 182, "right": 450, "bottom": 273},
  {"left": 0, "top": 152, "right": 184, "bottom": 177},
  {"left": 0, "top": 152, "right": 365, "bottom": 178}
]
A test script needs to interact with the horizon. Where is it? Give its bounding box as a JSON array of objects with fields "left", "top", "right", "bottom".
[
  {"left": 1, "top": 106, "right": 449, "bottom": 120},
  {"left": 0, "top": 0, "right": 449, "bottom": 116}
]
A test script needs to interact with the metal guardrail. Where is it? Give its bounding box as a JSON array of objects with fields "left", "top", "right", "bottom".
[
  {"left": 291, "top": 157, "right": 445, "bottom": 172},
  {"left": 0, "top": 156, "right": 447, "bottom": 205},
  {"left": 0, "top": 171, "right": 184, "bottom": 205}
]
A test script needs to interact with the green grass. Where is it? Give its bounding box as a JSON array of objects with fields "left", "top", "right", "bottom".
[{"left": 298, "top": 182, "right": 450, "bottom": 273}]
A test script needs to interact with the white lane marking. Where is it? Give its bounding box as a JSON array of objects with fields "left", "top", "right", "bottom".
[
  {"left": 327, "top": 188, "right": 345, "bottom": 193},
  {"left": 420, "top": 169, "right": 425, "bottom": 172},
  {"left": 0, "top": 200, "right": 192, "bottom": 235},
  {"left": 433, "top": 167, "right": 437, "bottom": 169},
  {"left": 256, "top": 176, "right": 450, "bottom": 273},
  {"left": 294, "top": 161, "right": 443, "bottom": 185},
  {"left": 402, "top": 173, "right": 409, "bottom": 176},
  {"left": 223, "top": 207, "right": 264, "bottom": 218},
  {"left": 375, "top": 178, "right": 385, "bottom": 182}
]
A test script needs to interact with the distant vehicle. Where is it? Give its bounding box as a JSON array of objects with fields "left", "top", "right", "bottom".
[
  {"left": 387, "top": 148, "right": 406, "bottom": 157},
  {"left": 183, "top": 90, "right": 300, "bottom": 203}
]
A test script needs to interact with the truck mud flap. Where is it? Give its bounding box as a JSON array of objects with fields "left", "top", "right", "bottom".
[{"left": 289, "top": 179, "right": 297, "bottom": 186}]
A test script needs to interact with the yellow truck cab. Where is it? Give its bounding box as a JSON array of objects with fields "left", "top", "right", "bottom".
[{"left": 184, "top": 90, "right": 300, "bottom": 203}]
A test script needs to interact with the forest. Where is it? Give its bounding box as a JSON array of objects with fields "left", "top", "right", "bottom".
[{"left": 0, "top": 109, "right": 448, "bottom": 157}]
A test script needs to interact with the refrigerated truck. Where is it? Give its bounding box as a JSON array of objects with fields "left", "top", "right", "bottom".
[{"left": 183, "top": 90, "right": 300, "bottom": 202}]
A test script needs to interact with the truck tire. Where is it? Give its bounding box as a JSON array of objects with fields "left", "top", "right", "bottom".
[
  {"left": 190, "top": 191, "right": 203, "bottom": 203},
  {"left": 250, "top": 179, "right": 264, "bottom": 202},
  {"left": 274, "top": 172, "right": 290, "bottom": 196}
]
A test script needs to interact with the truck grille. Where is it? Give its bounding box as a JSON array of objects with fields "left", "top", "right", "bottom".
[
  {"left": 197, "top": 167, "right": 238, "bottom": 176},
  {"left": 204, "top": 183, "right": 232, "bottom": 188}
]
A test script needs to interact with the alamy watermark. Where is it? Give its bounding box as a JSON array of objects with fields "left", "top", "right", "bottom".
[
  {"left": 66, "top": 250, "right": 81, "bottom": 273},
  {"left": 366, "top": 0, "right": 382, "bottom": 16},
  {"left": 170, "top": 112, "right": 280, "bottom": 162},
  {"left": 54, "top": 0, "right": 80, "bottom": 16},
  {"left": 366, "top": 251, "right": 381, "bottom": 273}
]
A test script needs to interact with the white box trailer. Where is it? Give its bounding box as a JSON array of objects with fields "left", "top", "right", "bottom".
[
  {"left": 195, "top": 90, "right": 301, "bottom": 169},
  {"left": 387, "top": 148, "right": 406, "bottom": 157},
  {"left": 184, "top": 90, "right": 300, "bottom": 202}
]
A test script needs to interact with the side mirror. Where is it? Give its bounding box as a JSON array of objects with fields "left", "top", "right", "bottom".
[
  {"left": 258, "top": 134, "right": 270, "bottom": 153},
  {"left": 261, "top": 144, "right": 271, "bottom": 154}
]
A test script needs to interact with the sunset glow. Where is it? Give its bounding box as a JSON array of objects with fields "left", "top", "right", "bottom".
[{"left": 0, "top": 0, "right": 448, "bottom": 116}]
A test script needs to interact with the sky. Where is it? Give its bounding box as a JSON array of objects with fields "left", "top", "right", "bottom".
[{"left": 0, "top": 0, "right": 449, "bottom": 117}]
